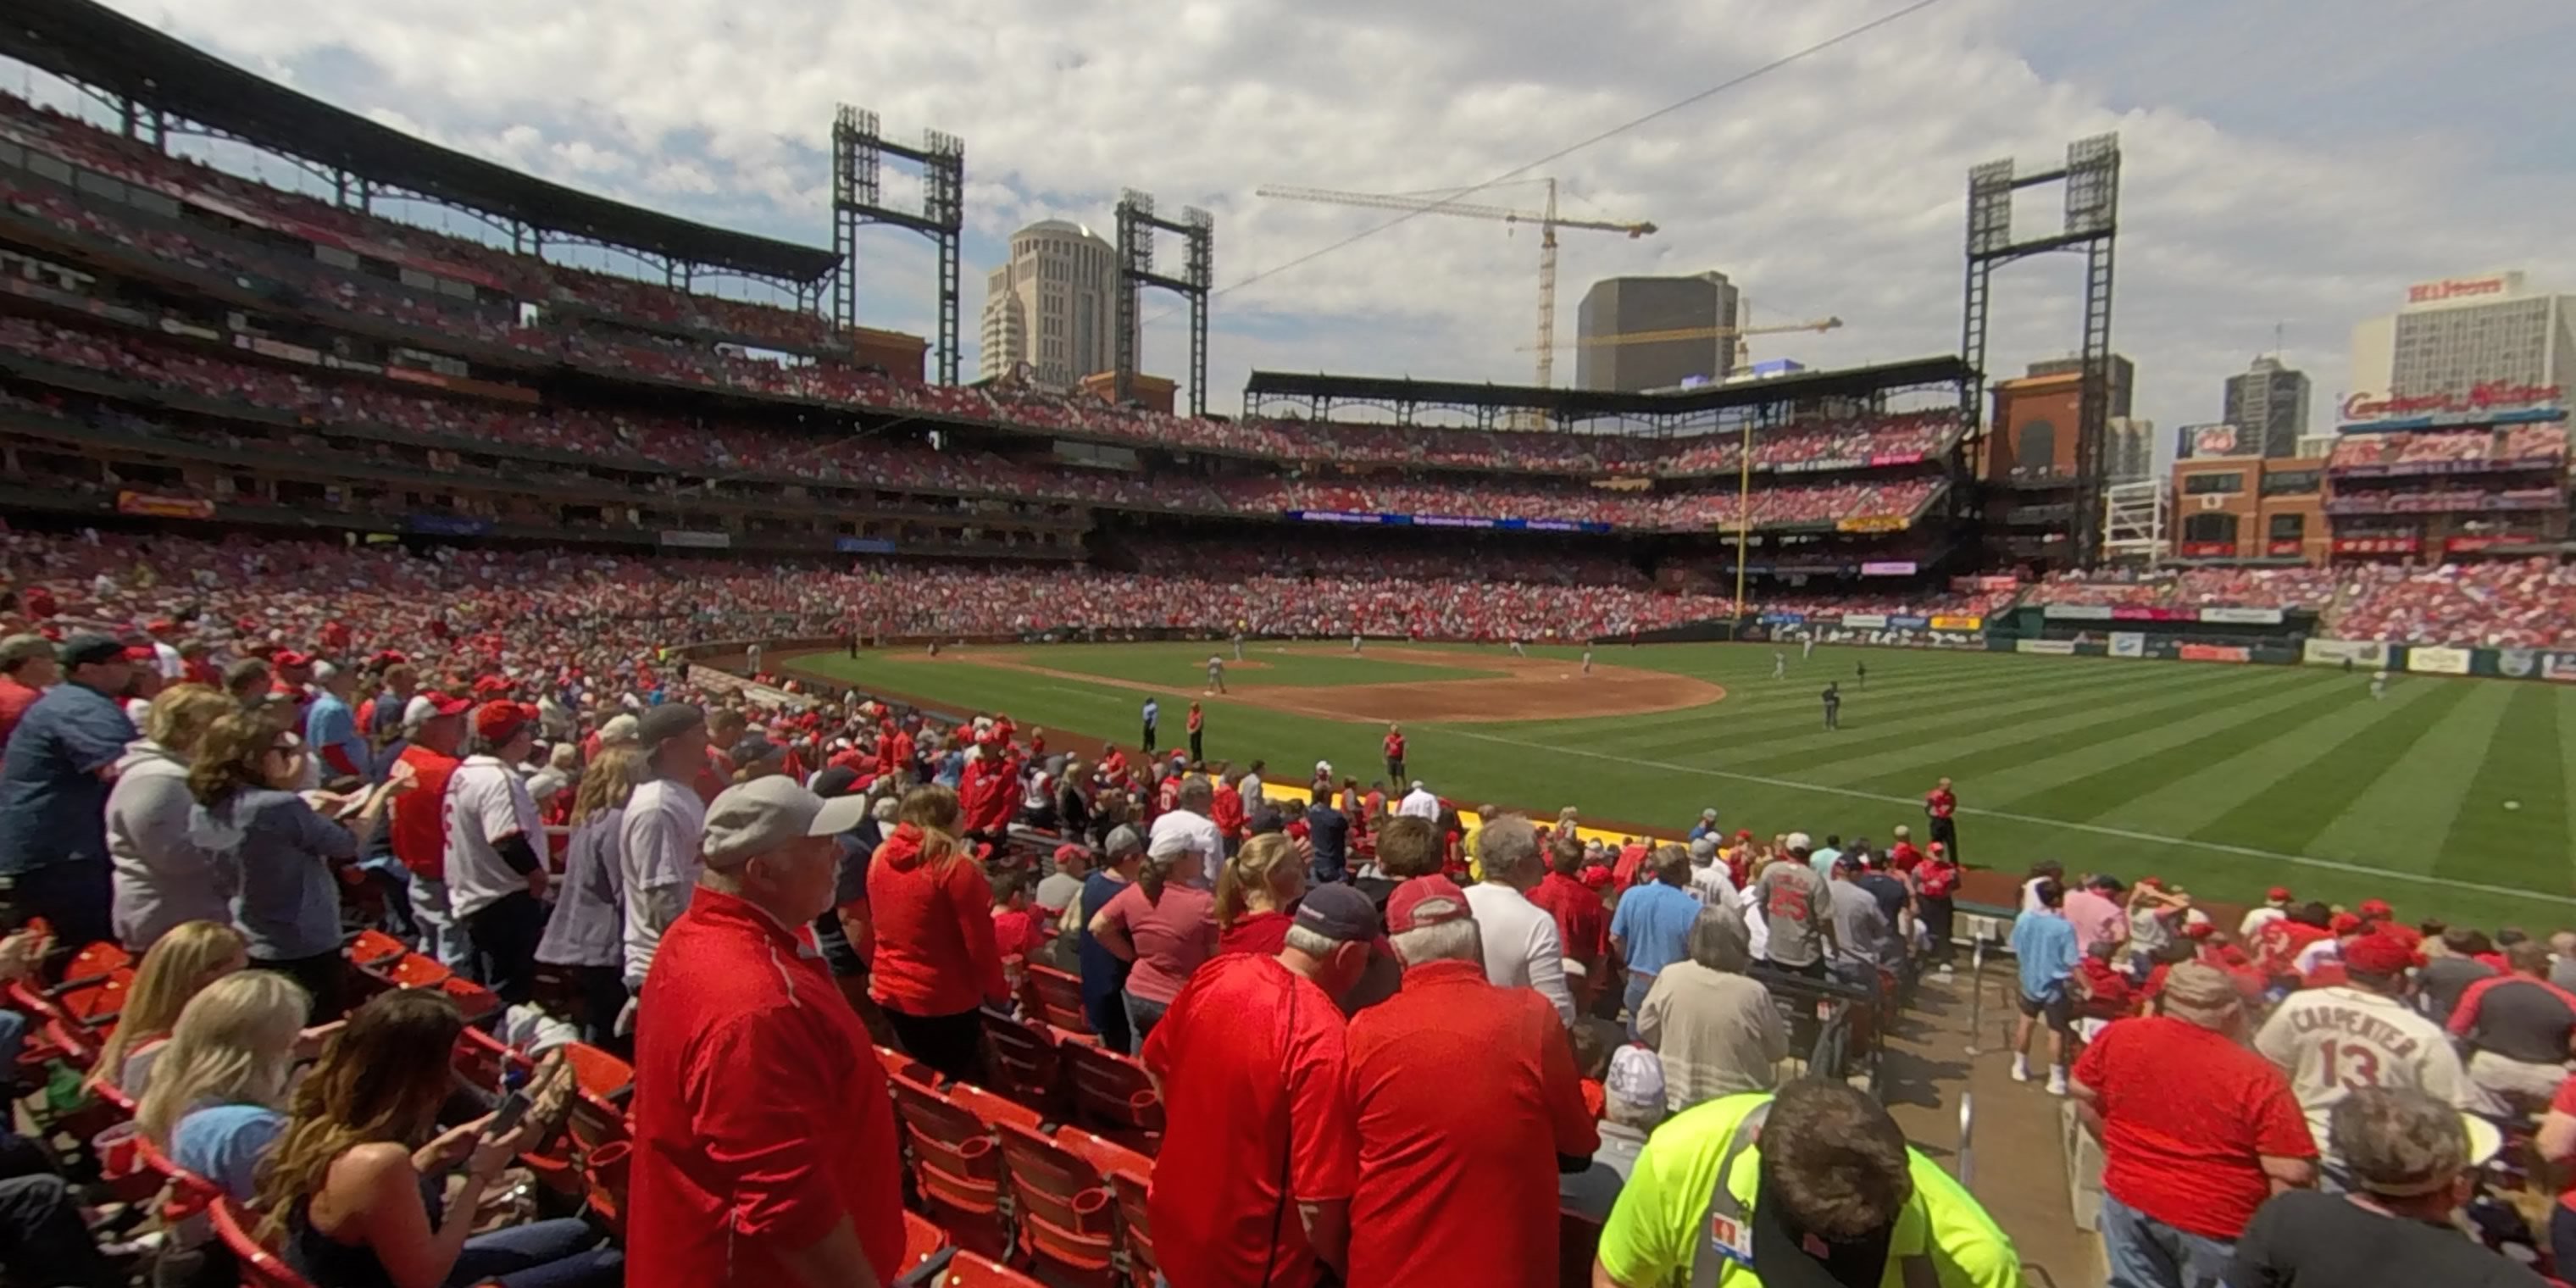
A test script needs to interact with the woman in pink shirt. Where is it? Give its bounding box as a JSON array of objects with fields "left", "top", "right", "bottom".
[{"left": 1088, "top": 838, "right": 1218, "bottom": 1053}]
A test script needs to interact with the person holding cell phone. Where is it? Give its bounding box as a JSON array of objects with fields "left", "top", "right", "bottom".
[
  {"left": 189, "top": 713, "right": 415, "bottom": 1021},
  {"left": 255, "top": 990, "right": 619, "bottom": 1288}
]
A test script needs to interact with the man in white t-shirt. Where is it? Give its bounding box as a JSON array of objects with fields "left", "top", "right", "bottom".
[
  {"left": 621, "top": 704, "right": 710, "bottom": 991},
  {"left": 1685, "top": 836, "right": 1736, "bottom": 906},
  {"left": 2255, "top": 931, "right": 2473, "bottom": 1180},
  {"left": 1396, "top": 780, "right": 1441, "bottom": 821},
  {"left": 1459, "top": 817, "right": 1576, "bottom": 1024},
  {"left": 1146, "top": 775, "right": 1224, "bottom": 886},
  {"left": 444, "top": 702, "right": 550, "bottom": 1004},
  {"left": 2240, "top": 884, "right": 2294, "bottom": 943}
]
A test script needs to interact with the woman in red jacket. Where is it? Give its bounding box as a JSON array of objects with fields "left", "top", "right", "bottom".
[{"left": 866, "top": 786, "right": 1008, "bottom": 1084}]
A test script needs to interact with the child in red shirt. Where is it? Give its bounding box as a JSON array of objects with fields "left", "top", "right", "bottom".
[
  {"left": 2075, "top": 941, "right": 2136, "bottom": 1019},
  {"left": 990, "top": 870, "right": 1044, "bottom": 963}
]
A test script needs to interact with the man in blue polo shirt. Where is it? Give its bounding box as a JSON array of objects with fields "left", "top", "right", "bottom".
[
  {"left": 1611, "top": 846, "right": 1705, "bottom": 1038},
  {"left": 2010, "top": 878, "right": 2083, "bottom": 1096},
  {"left": 0, "top": 634, "right": 136, "bottom": 958}
]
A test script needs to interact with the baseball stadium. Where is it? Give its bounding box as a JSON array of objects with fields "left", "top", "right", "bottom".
[{"left": 0, "top": 2, "right": 2570, "bottom": 1286}]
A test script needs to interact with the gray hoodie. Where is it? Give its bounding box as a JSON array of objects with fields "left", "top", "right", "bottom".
[{"left": 105, "top": 741, "right": 236, "bottom": 948}]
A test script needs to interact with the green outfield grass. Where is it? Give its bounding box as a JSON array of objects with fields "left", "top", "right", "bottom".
[
  {"left": 792, "top": 641, "right": 2576, "bottom": 930},
  {"left": 974, "top": 641, "right": 1497, "bottom": 688}
]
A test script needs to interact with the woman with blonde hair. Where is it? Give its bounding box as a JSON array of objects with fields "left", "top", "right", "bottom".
[
  {"left": 255, "top": 990, "right": 619, "bottom": 1288},
  {"left": 536, "top": 747, "right": 641, "bottom": 1046},
  {"left": 189, "top": 712, "right": 414, "bottom": 1019},
  {"left": 1091, "top": 836, "right": 1219, "bottom": 1052},
  {"left": 92, "top": 919, "right": 247, "bottom": 1095},
  {"left": 866, "top": 785, "right": 1007, "bottom": 1083},
  {"left": 137, "top": 969, "right": 310, "bottom": 1201},
  {"left": 1213, "top": 832, "right": 1307, "bottom": 957},
  {"left": 107, "top": 683, "right": 241, "bottom": 951}
]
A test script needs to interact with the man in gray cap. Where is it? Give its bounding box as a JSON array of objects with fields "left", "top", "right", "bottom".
[
  {"left": 620, "top": 703, "right": 709, "bottom": 997},
  {"left": 1141, "top": 882, "right": 1380, "bottom": 1288},
  {"left": 0, "top": 634, "right": 135, "bottom": 955},
  {"left": 629, "top": 775, "right": 909, "bottom": 1287}
]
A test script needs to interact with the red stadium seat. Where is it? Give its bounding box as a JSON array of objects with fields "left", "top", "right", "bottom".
[
  {"left": 63, "top": 940, "right": 130, "bottom": 983},
  {"left": 1022, "top": 965, "right": 1093, "bottom": 1036},
  {"left": 1062, "top": 1041, "right": 1162, "bottom": 1155},
  {"left": 452, "top": 1025, "right": 523, "bottom": 1092},
  {"left": 977, "top": 1006, "right": 1069, "bottom": 1118},
  {"left": 939, "top": 1249, "right": 1049, "bottom": 1288},
  {"left": 440, "top": 975, "right": 501, "bottom": 1024},
  {"left": 561, "top": 1042, "right": 633, "bottom": 1102},
  {"left": 1103, "top": 1166, "right": 1156, "bottom": 1288},
  {"left": 886, "top": 1072, "right": 1012, "bottom": 1260},
  {"left": 58, "top": 968, "right": 132, "bottom": 1024},
  {"left": 1050, "top": 1126, "right": 1152, "bottom": 1192},
  {"left": 346, "top": 930, "right": 407, "bottom": 969},
  {"left": 902, "top": 1210, "right": 952, "bottom": 1276},
  {"left": 212, "top": 1197, "right": 314, "bottom": 1288},
  {"left": 877, "top": 1044, "right": 934, "bottom": 1087},
  {"left": 944, "top": 1080, "right": 1045, "bottom": 1135},
  {"left": 135, "top": 1131, "right": 223, "bottom": 1225},
  {"left": 993, "top": 1120, "right": 1121, "bottom": 1288}
]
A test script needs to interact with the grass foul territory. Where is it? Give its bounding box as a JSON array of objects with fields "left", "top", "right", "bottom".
[{"left": 789, "top": 641, "right": 2576, "bottom": 930}]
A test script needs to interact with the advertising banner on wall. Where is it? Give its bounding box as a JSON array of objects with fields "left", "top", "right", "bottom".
[
  {"left": 2199, "top": 607, "right": 2285, "bottom": 626},
  {"left": 2109, "top": 633, "right": 2146, "bottom": 658},
  {"left": 1841, "top": 613, "right": 1890, "bottom": 630},
  {"left": 1890, "top": 615, "right": 1930, "bottom": 630},
  {"left": 2303, "top": 639, "right": 2390, "bottom": 669},
  {"left": 402, "top": 514, "right": 491, "bottom": 537},
  {"left": 115, "top": 491, "right": 214, "bottom": 519},
  {"left": 2545, "top": 652, "right": 2576, "bottom": 683},
  {"left": 2498, "top": 649, "right": 2540, "bottom": 680},
  {"left": 2111, "top": 606, "right": 2200, "bottom": 622},
  {"left": 833, "top": 537, "right": 897, "bottom": 554},
  {"left": 1858, "top": 562, "right": 1918, "bottom": 576},
  {"left": 2016, "top": 639, "right": 2079, "bottom": 656},
  {"left": 2044, "top": 605, "right": 2115, "bottom": 621},
  {"left": 2179, "top": 643, "right": 2252, "bottom": 663},
  {"left": 2406, "top": 647, "right": 2472, "bottom": 675},
  {"left": 1929, "top": 615, "right": 1984, "bottom": 631},
  {"left": 658, "top": 530, "right": 732, "bottom": 549}
]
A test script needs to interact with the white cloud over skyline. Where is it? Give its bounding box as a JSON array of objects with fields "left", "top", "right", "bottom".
[{"left": 55, "top": 0, "right": 2576, "bottom": 441}]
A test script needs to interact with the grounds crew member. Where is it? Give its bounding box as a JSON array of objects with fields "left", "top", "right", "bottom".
[{"left": 1593, "top": 1079, "right": 2018, "bottom": 1287}]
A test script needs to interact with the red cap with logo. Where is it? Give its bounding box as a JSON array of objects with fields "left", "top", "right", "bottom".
[
  {"left": 1388, "top": 875, "right": 1471, "bottom": 931},
  {"left": 2344, "top": 931, "right": 2420, "bottom": 975},
  {"left": 474, "top": 701, "right": 536, "bottom": 744}
]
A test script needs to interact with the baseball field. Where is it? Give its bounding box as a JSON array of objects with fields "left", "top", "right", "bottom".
[{"left": 784, "top": 640, "right": 2576, "bottom": 931}]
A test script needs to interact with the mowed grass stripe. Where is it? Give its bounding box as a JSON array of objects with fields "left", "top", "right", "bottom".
[
  {"left": 1984, "top": 676, "right": 2368, "bottom": 819},
  {"left": 1532, "top": 658, "right": 2019, "bottom": 745},
  {"left": 2196, "top": 680, "right": 2474, "bottom": 859},
  {"left": 1774, "top": 669, "right": 2279, "bottom": 786},
  {"left": 2563, "top": 688, "right": 2576, "bottom": 881},
  {"left": 2085, "top": 679, "right": 2448, "bottom": 837},
  {"left": 2308, "top": 682, "right": 2518, "bottom": 874},
  {"left": 2437, "top": 686, "right": 2569, "bottom": 886},
  {"left": 1617, "top": 663, "right": 2196, "bottom": 758}
]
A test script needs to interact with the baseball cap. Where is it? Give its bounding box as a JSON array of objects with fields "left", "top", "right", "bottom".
[
  {"left": 637, "top": 703, "right": 706, "bottom": 752},
  {"left": 57, "top": 631, "right": 125, "bottom": 669},
  {"left": 2159, "top": 963, "right": 2241, "bottom": 1015},
  {"left": 597, "top": 713, "right": 641, "bottom": 747},
  {"left": 1103, "top": 824, "right": 1144, "bottom": 857},
  {"left": 1784, "top": 831, "right": 1813, "bottom": 853},
  {"left": 1690, "top": 836, "right": 1718, "bottom": 863},
  {"left": 2358, "top": 898, "right": 2394, "bottom": 919},
  {"left": 1291, "top": 884, "right": 1379, "bottom": 944},
  {"left": 1387, "top": 876, "right": 1470, "bottom": 931},
  {"left": 2329, "top": 912, "right": 2363, "bottom": 935},
  {"left": 2267, "top": 886, "right": 2293, "bottom": 903},
  {"left": 1604, "top": 1045, "right": 1664, "bottom": 1113},
  {"left": 0, "top": 634, "right": 51, "bottom": 668},
  {"left": 702, "top": 776, "right": 871, "bottom": 868},
  {"left": 731, "top": 733, "right": 783, "bottom": 766},
  {"left": 1700, "top": 808, "right": 1718, "bottom": 822},
  {"left": 403, "top": 691, "right": 474, "bottom": 730},
  {"left": 474, "top": 701, "right": 533, "bottom": 745},
  {"left": 271, "top": 650, "right": 314, "bottom": 670},
  {"left": 809, "top": 765, "right": 863, "bottom": 799},
  {"left": 2344, "top": 931, "right": 2418, "bottom": 976}
]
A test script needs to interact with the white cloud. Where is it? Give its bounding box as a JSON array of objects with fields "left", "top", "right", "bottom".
[{"left": 86, "top": 0, "right": 2576, "bottom": 437}]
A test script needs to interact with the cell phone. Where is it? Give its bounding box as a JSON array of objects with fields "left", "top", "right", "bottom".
[{"left": 484, "top": 1091, "right": 530, "bottom": 1140}]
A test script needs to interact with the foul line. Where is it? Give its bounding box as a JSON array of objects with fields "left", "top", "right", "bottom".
[{"left": 1440, "top": 728, "right": 2576, "bottom": 907}]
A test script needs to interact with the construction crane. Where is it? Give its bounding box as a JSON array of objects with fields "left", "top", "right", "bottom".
[
  {"left": 1256, "top": 180, "right": 1655, "bottom": 388},
  {"left": 1526, "top": 315, "right": 1846, "bottom": 371}
]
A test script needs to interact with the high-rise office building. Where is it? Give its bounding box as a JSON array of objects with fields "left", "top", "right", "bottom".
[
  {"left": 2024, "top": 354, "right": 2135, "bottom": 419},
  {"left": 2346, "top": 270, "right": 2575, "bottom": 414},
  {"left": 1574, "top": 272, "right": 1740, "bottom": 391},
  {"left": 978, "top": 219, "right": 1128, "bottom": 388},
  {"left": 2222, "top": 356, "right": 2312, "bottom": 458}
]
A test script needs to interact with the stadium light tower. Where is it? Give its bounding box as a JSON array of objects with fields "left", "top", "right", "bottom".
[
  {"left": 1961, "top": 133, "right": 2121, "bottom": 566},
  {"left": 1113, "top": 190, "right": 1214, "bottom": 416},
  {"left": 832, "top": 106, "right": 967, "bottom": 385}
]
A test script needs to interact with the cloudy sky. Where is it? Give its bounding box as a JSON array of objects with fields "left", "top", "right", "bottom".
[{"left": 46, "top": 0, "right": 2576, "bottom": 445}]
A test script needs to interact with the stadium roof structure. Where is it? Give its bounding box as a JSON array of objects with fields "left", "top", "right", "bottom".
[
  {"left": 1243, "top": 354, "right": 1975, "bottom": 431},
  {"left": 0, "top": 0, "right": 841, "bottom": 283}
]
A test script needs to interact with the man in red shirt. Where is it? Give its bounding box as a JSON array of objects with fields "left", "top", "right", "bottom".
[
  {"left": 1346, "top": 876, "right": 1596, "bottom": 1287},
  {"left": 389, "top": 693, "right": 475, "bottom": 970},
  {"left": 0, "top": 634, "right": 58, "bottom": 753},
  {"left": 1210, "top": 768, "right": 1248, "bottom": 847},
  {"left": 1382, "top": 723, "right": 1406, "bottom": 783},
  {"left": 631, "top": 775, "right": 897, "bottom": 1288},
  {"left": 1924, "top": 774, "right": 1959, "bottom": 859},
  {"left": 1143, "top": 883, "right": 1379, "bottom": 1288},
  {"left": 1187, "top": 701, "right": 1205, "bottom": 763},
  {"left": 694, "top": 708, "right": 747, "bottom": 803},
  {"left": 2072, "top": 963, "right": 2318, "bottom": 1283},
  {"left": 1527, "top": 833, "right": 1610, "bottom": 1006}
]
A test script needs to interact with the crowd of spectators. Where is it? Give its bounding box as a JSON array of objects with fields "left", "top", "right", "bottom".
[
  {"left": 2329, "top": 426, "right": 2568, "bottom": 475},
  {"left": 2335, "top": 558, "right": 2576, "bottom": 649},
  {"left": 2020, "top": 567, "right": 2345, "bottom": 612}
]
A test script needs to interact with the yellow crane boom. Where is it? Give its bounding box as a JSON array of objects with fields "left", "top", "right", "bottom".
[{"left": 1257, "top": 180, "right": 1655, "bottom": 388}]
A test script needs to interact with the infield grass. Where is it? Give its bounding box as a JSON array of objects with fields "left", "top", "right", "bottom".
[{"left": 792, "top": 641, "right": 2576, "bottom": 930}]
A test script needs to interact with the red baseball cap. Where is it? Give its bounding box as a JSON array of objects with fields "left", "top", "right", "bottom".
[
  {"left": 122, "top": 644, "right": 156, "bottom": 663},
  {"left": 147, "top": 619, "right": 176, "bottom": 635},
  {"left": 474, "top": 701, "right": 533, "bottom": 744},
  {"left": 2357, "top": 898, "right": 2393, "bottom": 919},
  {"left": 2329, "top": 912, "right": 2363, "bottom": 935},
  {"left": 419, "top": 693, "right": 474, "bottom": 720},
  {"left": 2344, "top": 931, "right": 2418, "bottom": 976},
  {"left": 2267, "top": 886, "right": 2292, "bottom": 902},
  {"left": 472, "top": 675, "right": 514, "bottom": 697},
  {"left": 2183, "top": 923, "right": 2213, "bottom": 941},
  {"left": 1388, "top": 875, "right": 1471, "bottom": 931},
  {"left": 273, "top": 650, "right": 314, "bottom": 669}
]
